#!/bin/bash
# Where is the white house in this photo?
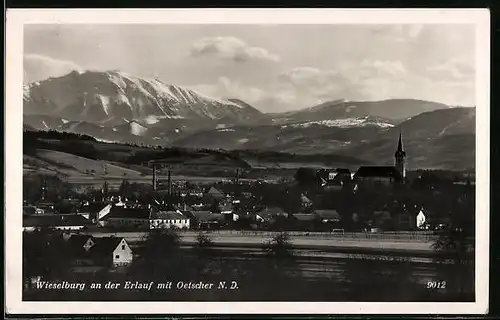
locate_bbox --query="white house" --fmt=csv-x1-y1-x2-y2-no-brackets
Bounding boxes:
416,209,426,229
149,210,190,229
23,214,91,232
89,237,134,267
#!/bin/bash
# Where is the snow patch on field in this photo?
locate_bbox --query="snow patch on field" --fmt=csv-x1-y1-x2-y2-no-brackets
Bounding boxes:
281,118,394,129
130,121,147,136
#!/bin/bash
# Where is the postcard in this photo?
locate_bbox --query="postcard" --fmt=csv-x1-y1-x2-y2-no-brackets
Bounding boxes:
5,8,490,315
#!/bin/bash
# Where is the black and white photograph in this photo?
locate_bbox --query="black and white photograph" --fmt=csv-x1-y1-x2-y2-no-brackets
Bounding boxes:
5,9,490,315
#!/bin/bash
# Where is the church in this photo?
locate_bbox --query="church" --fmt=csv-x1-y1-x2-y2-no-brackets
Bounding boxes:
353,132,406,186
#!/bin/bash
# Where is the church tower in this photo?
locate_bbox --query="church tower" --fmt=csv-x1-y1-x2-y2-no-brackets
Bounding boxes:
394,132,406,181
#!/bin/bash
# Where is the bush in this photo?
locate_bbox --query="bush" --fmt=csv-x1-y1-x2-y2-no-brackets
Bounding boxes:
262,232,295,259
195,232,214,248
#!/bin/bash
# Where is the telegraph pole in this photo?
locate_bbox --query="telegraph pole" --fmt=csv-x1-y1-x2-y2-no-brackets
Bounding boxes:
152,163,157,191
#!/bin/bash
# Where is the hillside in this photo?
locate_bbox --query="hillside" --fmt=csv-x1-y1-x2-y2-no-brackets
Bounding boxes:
272,99,451,124
23,130,370,178
171,107,476,170
24,70,262,124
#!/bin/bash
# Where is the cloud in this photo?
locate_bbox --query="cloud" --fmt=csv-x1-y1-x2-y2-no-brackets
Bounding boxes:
191,77,267,105
427,58,475,81
23,54,83,84
190,37,280,63
277,60,408,104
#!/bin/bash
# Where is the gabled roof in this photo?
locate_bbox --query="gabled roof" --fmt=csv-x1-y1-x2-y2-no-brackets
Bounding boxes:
151,211,188,220
23,214,91,227
68,235,95,252
79,202,110,214
206,186,224,197
256,207,285,219
314,210,341,220
336,168,351,174
104,207,150,220
89,237,125,259
292,213,317,222
354,166,401,179
187,211,223,222
301,194,312,203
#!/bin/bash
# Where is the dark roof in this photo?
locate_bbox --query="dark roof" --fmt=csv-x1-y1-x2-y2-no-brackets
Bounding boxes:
336,168,351,174
89,237,125,259
68,235,94,251
292,213,317,222
256,207,285,219
219,201,233,212
151,211,188,220
206,186,224,197
189,211,223,222
314,210,341,220
23,206,36,215
105,207,150,220
354,166,401,179
79,202,110,214
23,214,91,227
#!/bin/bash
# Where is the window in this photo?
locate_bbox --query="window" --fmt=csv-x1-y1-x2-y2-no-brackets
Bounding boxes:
115,255,120,259
121,245,125,250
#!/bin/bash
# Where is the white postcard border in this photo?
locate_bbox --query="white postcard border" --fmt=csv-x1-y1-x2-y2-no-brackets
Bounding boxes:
5,8,490,315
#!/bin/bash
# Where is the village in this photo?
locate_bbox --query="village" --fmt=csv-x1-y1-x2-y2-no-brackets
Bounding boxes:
23,137,475,273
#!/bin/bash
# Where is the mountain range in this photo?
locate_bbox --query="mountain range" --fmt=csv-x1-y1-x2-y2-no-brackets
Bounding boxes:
23,70,476,170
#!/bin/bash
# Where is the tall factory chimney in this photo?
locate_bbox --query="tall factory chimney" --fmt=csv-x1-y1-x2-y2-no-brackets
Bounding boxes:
152,163,157,191
168,168,172,196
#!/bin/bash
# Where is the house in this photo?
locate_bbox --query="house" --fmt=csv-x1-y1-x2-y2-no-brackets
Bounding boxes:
353,166,402,186
184,210,224,229
205,186,225,201
67,234,96,254
300,194,312,209
218,199,234,214
23,206,36,216
149,210,190,229
292,213,317,230
416,209,426,229
88,237,133,267
23,214,91,232
255,207,287,222
371,210,393,230
314,210,341,223
392,210,417,231
100,206,150,228
78,202,112,224
317,168,352,188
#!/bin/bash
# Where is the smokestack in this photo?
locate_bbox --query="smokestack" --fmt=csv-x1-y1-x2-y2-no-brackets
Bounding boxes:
152,163,157,191
168,168,172,196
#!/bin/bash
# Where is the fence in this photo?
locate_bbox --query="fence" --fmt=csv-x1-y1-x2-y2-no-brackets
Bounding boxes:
194,229,438,242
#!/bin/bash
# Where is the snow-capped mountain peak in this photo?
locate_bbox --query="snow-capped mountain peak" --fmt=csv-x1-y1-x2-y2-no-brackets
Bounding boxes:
23,70,261,123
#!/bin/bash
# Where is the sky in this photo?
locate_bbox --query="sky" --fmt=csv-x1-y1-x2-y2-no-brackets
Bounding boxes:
23,24,476,112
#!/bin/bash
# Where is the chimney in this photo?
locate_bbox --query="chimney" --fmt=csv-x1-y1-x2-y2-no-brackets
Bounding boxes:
152,164,157,191
168,168,172,196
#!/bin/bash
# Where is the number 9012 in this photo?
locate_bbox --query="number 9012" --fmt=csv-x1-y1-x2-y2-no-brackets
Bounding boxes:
427,281,446,289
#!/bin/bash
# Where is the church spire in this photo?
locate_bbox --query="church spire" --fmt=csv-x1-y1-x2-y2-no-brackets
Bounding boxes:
395,130,406,181
397,131,404,153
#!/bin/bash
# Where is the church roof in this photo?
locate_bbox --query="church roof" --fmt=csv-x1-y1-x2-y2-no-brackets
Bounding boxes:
354,166,402,179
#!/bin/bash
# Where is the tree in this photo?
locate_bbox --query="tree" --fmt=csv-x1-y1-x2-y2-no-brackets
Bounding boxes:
294,167,318,188
263,232,295,259
119,179,131,199
195,232,214,248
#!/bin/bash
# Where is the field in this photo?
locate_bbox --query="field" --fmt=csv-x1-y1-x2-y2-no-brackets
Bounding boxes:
84,230,437,255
